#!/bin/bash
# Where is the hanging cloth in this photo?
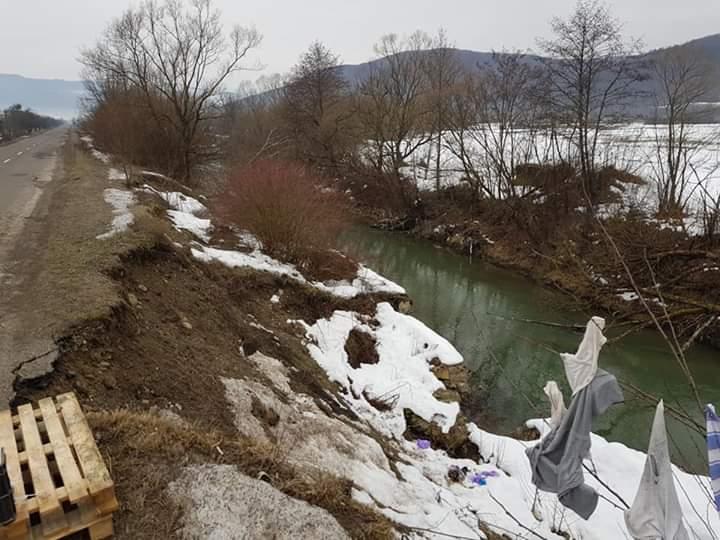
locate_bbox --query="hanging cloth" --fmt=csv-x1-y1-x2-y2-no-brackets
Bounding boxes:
707,404,720,517
527,370,624,519
543,381,566,428
561,317,607,395
625,401,689,539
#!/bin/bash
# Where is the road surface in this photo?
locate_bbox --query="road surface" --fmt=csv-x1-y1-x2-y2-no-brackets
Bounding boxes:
0,127,67,404
0,129,66,265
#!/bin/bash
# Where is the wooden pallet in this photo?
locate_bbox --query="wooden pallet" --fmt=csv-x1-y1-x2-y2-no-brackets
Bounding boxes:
0,393,118,540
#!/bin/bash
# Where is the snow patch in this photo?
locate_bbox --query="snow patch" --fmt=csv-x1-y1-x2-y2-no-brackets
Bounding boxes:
142,185,207,215
97,189,135,239
108,168,127,181
301,303,461,438
167,210,212,241
191,245,406,299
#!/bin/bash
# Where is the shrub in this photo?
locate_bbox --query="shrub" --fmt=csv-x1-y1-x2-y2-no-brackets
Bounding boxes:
219,160,349,269
85,89,186,179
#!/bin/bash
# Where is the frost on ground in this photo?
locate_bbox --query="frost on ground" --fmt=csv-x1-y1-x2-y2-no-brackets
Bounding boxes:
169,464,349,540
97,188,135,240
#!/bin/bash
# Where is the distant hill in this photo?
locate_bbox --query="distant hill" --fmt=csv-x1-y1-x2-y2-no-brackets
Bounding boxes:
5,34,719,122
336,33,720,119
0,74,84,120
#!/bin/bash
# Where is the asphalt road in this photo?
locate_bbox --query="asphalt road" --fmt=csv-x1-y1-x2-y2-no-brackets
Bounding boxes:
0,127,67,404
0,128,67,264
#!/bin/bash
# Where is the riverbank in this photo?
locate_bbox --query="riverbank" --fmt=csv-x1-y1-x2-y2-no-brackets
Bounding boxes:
348,182,720,351
16,135,717,538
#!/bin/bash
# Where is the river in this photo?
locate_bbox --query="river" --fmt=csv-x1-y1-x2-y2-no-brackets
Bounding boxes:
341,226,720,473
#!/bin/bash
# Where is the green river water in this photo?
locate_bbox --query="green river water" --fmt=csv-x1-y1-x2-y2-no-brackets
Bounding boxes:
340,226,720,473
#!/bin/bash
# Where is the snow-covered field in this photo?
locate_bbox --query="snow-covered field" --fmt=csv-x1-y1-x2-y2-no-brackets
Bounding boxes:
399,123,720,215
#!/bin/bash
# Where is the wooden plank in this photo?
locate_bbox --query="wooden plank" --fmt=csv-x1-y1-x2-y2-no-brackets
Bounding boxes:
88,515,113,540
56,394,116,514
29,509,111,540
17,404,67,536
39,398,89,505
0,410,27,527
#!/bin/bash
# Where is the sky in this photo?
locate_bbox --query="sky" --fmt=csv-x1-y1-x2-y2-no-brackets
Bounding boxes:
1,0,719,83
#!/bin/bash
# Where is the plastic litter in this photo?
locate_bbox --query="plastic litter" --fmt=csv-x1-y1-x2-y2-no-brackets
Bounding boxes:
416,439,431,450
471,475,487,486
469,470,498,486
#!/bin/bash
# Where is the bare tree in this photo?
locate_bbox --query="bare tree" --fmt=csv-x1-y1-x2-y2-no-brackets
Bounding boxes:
424,30,462,191
446,52,547,199
81,0,261,181
539,0,643,202
650,49,715,216
221,75,290,166
283,42,352,170
356,32,434,181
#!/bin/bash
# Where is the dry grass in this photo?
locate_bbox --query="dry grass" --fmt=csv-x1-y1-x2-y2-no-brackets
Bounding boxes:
89,409,397,540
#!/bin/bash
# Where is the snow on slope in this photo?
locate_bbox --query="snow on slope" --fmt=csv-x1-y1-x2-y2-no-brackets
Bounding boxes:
302,304,720,539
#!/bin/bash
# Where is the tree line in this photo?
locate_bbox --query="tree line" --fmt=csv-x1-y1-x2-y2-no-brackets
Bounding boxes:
81,0,720,226
0,104,63,142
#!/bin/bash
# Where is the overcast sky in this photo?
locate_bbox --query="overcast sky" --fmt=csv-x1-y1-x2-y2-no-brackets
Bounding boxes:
2,0,719,82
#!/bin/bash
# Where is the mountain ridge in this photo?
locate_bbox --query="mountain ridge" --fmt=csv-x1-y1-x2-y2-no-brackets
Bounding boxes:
4,33,720,120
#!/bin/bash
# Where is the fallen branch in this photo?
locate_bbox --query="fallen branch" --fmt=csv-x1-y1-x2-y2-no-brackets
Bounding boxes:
487,313,586,332
487,492,550,540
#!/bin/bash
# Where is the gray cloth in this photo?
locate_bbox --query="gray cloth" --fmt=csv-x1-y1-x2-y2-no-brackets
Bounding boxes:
624,401,689,539
526,370,624,519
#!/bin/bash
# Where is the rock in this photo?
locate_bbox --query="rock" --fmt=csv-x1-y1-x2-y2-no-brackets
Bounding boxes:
98,361,111,369
127,293,140,308
432,364,470,395
433,388,461,403
138,284,148,293
404,410,480,461
169,465,350,540
397,298,413,314
181,318,193,331
102,374,117,390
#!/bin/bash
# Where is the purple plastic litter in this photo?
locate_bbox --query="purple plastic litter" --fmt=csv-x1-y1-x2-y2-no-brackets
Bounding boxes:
471,474,487,486
416,439,431,450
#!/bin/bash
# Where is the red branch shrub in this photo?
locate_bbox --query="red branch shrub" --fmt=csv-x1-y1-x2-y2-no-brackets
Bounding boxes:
219,160,350,270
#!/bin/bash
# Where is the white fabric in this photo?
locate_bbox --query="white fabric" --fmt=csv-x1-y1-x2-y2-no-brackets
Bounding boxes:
625,401,689,540
561,317,607,395
543,381,566,428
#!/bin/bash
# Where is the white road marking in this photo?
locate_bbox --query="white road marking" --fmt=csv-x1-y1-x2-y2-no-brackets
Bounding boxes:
16,152,23,156
2,159,10,164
